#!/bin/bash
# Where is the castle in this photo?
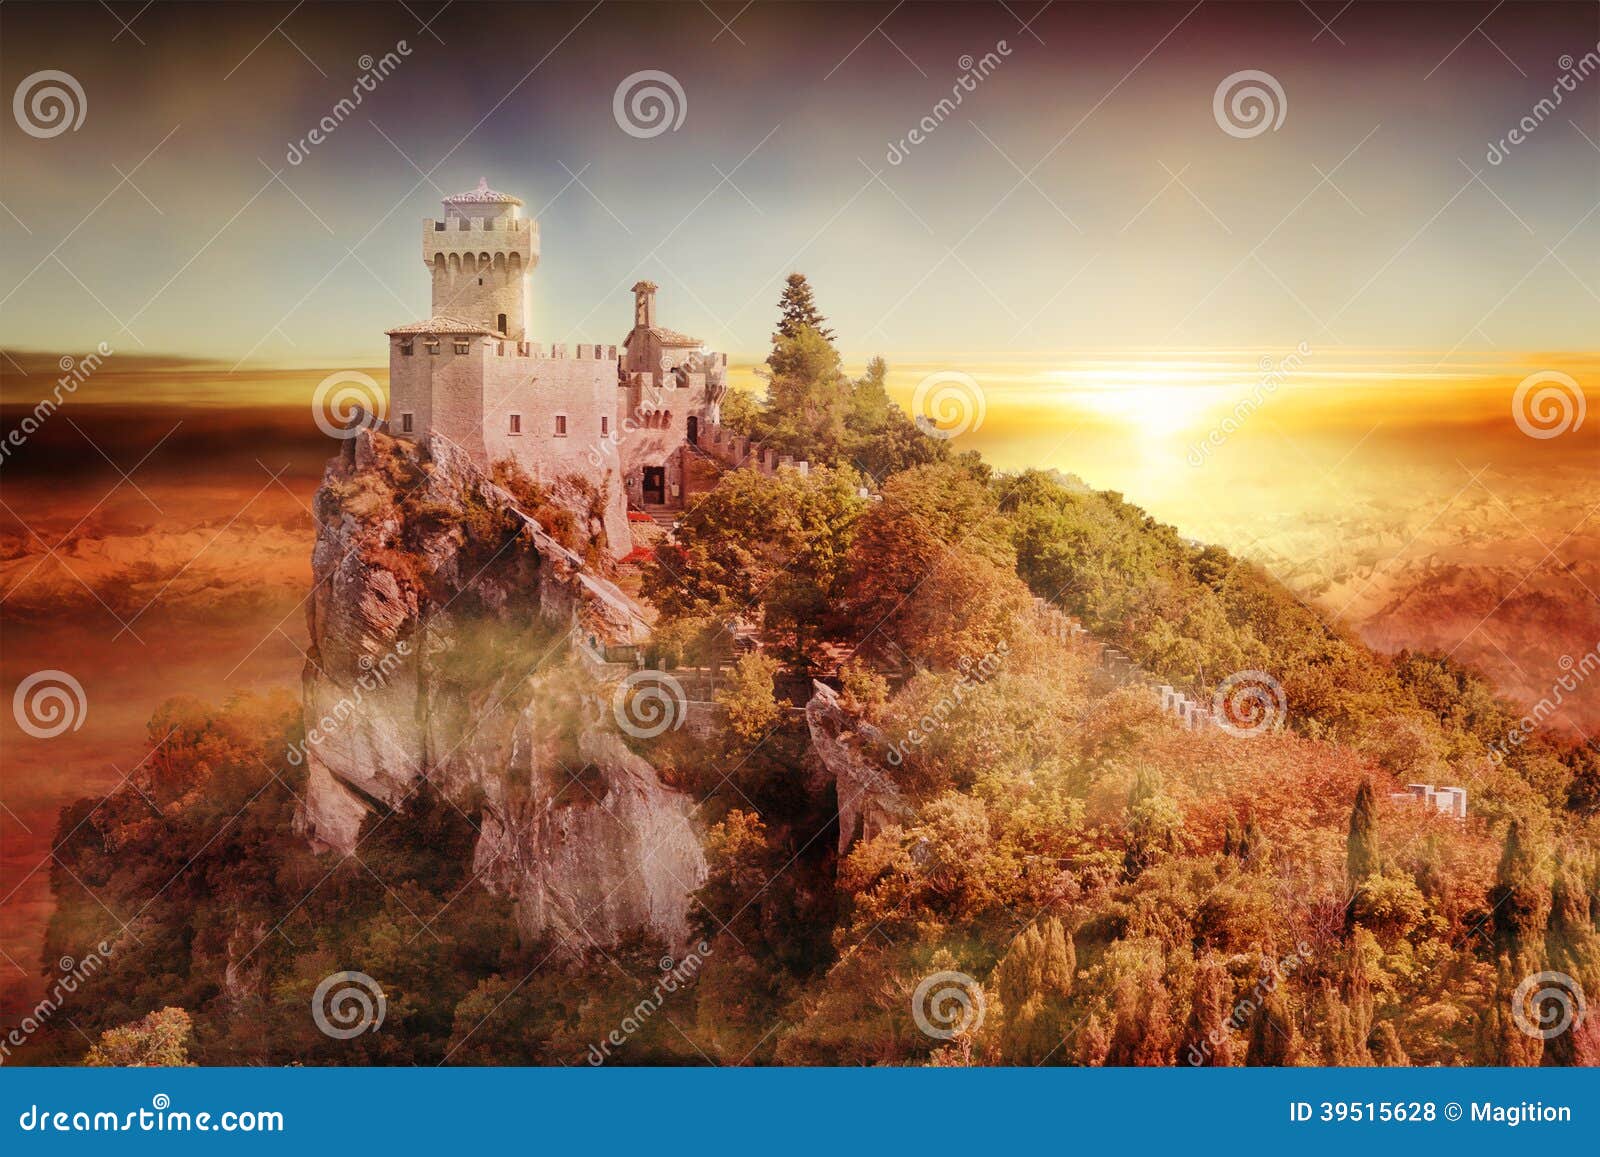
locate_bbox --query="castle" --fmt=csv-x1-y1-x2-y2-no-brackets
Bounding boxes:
386,178,749,554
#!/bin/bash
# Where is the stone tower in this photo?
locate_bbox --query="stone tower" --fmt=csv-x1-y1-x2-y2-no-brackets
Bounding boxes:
423,177,536,339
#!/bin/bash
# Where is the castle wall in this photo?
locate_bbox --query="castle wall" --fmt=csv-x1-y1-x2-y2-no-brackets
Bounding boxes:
389,338,487,461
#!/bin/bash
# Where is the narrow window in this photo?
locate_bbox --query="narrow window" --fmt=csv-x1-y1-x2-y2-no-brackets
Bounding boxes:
497,313,507,333
401,413,414,433
509,414,521,434
555,415,567,436
600,416,609,435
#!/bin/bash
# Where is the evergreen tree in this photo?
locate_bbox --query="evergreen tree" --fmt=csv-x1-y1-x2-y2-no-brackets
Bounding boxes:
1181,953,1236,1066
1372,1021,1410,1066
994,917,1075,1064
773,273,834,343
1245,981,1300,1066
1489,820,1549,965
1346,780,1380,885
1345,779,1380,932
1543,853,1600,1066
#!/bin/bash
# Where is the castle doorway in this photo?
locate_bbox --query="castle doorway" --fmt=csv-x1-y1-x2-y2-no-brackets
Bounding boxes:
687,416,699,445
643,467,666,505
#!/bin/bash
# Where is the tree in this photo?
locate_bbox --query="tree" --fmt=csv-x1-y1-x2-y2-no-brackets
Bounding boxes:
993,917,1075,1064
716,653,782,744
1182,953,1236,1066
773,273,834,344
1245,981,1300,1066
83,1007,194,1067
1345,779,1380,932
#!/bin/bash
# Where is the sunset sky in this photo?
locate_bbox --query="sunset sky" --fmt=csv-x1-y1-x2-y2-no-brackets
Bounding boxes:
2,0,1599,371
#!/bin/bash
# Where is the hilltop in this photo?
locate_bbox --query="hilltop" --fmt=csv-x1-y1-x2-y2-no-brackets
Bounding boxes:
19,281,1599,1067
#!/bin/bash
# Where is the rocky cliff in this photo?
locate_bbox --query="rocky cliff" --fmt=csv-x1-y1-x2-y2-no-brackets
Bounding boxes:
804,682,911,854
297,429,705,954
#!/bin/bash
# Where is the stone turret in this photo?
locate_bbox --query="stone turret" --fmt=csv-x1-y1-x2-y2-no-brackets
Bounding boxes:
423,177,535,340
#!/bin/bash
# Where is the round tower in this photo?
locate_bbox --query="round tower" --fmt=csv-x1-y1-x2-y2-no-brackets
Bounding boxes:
422,177,538,340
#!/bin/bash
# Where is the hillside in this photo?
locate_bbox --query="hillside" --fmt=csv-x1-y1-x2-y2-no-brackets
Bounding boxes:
18,301,1600,1068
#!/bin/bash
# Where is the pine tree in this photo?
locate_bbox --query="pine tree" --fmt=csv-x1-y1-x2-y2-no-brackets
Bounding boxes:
773,273,834,343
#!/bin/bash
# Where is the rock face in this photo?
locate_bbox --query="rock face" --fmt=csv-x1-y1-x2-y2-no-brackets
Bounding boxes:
297,429,705,954
804,682,911,854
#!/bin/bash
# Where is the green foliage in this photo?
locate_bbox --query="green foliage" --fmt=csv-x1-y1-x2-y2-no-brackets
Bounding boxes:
716,652,783,743
83,1007,194,1067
